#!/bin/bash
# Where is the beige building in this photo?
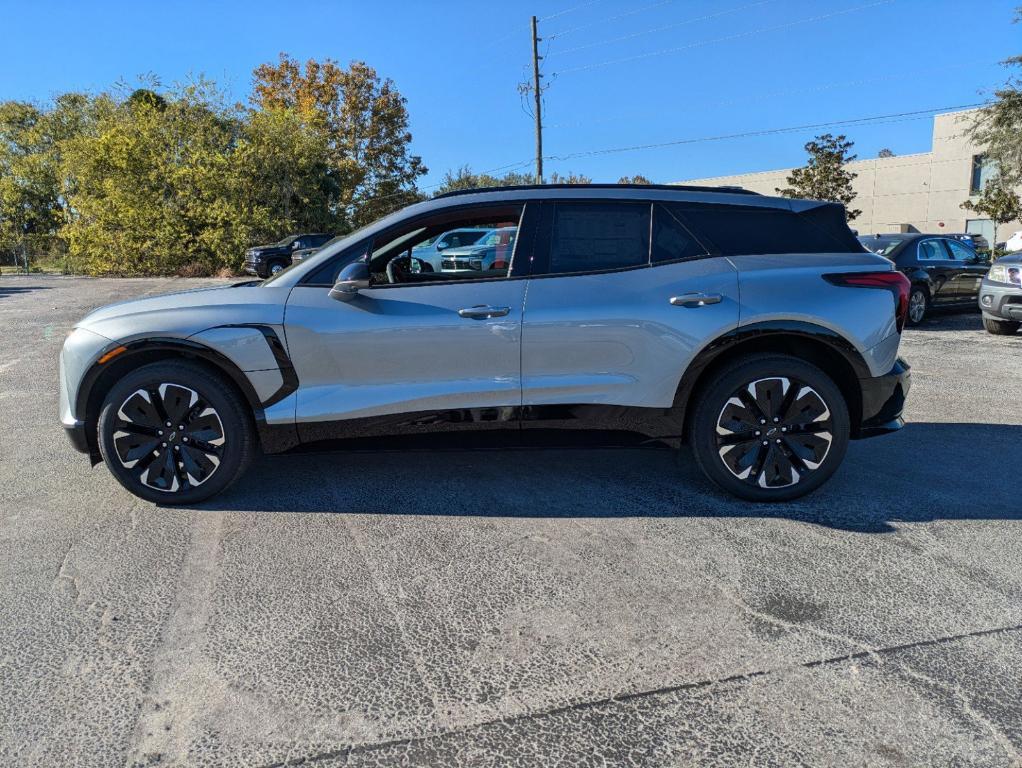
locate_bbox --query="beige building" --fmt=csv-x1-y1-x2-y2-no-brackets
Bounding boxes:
676,109,1021,246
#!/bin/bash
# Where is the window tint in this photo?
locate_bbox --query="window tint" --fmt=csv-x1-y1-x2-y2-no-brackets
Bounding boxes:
945,239,975,261
548,202,650,274
669,202,860,255
651,204,707,262
917,240,948,261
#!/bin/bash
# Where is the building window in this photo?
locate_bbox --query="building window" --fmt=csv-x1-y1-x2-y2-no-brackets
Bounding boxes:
970,154,995,194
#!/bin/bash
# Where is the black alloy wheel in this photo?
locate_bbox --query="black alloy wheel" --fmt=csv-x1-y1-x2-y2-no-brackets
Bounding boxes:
691,354,850,502
714,377,834,489
98,361,255,504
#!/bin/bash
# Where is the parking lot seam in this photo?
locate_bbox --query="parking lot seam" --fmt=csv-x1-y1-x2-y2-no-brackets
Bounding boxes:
259,621,1022,767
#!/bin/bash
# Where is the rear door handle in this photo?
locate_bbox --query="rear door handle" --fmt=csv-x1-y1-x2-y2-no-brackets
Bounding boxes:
670,293,722,308
458,305,510,319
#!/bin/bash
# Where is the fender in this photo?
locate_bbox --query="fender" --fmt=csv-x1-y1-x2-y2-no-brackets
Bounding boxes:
671,320,871,432
75,326,300,459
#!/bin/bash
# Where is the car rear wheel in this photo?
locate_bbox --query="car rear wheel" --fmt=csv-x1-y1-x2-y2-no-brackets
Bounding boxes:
690,354,850,502
907,286,929,325
97,360,256,505
983,317,1020,335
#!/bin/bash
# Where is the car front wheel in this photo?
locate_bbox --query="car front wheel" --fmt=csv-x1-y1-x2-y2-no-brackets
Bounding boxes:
983,317,1020,335
690,354,850,502
97,360,256,505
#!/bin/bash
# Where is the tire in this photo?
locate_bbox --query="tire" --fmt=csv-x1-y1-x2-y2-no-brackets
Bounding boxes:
690,354,850,502
97,360,256,505
984,317,1020,335
268,260,286,276
907,286,929,326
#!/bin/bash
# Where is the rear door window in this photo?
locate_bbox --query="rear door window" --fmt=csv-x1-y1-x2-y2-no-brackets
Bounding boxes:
541,202,650,275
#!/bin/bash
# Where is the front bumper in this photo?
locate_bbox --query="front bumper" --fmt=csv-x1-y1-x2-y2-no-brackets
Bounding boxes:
855,357,911,438
979,280,1022,321
243,259,266,277
64,421,92,454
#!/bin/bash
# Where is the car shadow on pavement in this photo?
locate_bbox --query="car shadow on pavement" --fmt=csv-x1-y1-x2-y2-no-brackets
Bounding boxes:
0,284,54,298
205,422,1022,533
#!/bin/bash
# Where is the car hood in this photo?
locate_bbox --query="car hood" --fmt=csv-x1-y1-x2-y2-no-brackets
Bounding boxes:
76,282,289,342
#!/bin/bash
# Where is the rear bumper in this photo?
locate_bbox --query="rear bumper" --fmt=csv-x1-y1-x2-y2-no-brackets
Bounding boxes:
855,357,911,439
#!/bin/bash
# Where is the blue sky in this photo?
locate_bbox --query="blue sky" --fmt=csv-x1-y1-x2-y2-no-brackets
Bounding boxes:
1,0,1018,188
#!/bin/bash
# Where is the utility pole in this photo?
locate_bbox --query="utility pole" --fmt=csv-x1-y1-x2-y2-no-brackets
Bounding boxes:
530,15,543,184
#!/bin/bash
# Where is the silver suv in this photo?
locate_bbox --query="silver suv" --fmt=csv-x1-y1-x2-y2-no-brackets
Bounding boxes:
60,184,912,504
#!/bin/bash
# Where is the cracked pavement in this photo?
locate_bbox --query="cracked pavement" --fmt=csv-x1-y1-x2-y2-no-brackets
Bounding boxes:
1,276,1021,767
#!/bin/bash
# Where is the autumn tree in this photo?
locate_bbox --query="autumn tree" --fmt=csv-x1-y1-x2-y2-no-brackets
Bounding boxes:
776,133,860,221
617,174,653,184
251,54,426,228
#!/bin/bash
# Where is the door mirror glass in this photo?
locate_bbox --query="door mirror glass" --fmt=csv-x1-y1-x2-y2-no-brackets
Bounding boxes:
436,241,449,251
329,261,370,301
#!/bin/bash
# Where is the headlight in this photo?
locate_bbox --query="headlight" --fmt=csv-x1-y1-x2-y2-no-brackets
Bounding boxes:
988,264,1008,283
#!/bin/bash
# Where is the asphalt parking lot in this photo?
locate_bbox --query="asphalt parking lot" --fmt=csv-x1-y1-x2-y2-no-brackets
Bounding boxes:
2,275,1021,767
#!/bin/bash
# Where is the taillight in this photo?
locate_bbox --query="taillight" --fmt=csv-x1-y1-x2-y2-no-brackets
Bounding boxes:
824,271,912,332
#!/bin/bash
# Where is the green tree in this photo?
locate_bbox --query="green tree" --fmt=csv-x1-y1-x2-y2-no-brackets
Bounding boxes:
966,8,1022,186
961,179,1022,252
776,133,860,221
0,100,73,268
61,81,251,275
251,54,426,228
547,171,592,184
434,166,535,195
617,174,653,184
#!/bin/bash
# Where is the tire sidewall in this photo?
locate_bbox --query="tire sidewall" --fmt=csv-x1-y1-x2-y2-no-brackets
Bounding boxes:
97,361,254,505
907,286,928,326
691,354,851,502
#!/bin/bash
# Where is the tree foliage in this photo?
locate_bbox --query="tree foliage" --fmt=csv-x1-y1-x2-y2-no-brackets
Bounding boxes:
962,10,1022,231
434,166,591,196
251,54,426,228
967,14,1022,186
0,55,427,275
617,174,653,184
776,133,860,221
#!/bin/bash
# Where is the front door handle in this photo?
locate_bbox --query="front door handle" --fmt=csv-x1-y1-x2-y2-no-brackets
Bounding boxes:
670,293,722,308
458,305,511,319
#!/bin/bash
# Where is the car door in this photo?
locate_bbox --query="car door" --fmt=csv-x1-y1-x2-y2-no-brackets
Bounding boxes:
944,238,987,302
282,206,533,441
520,201,739,438
915,238,958,303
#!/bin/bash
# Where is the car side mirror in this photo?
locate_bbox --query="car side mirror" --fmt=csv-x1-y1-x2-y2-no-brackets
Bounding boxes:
329,261,371,301
292,241,302,250
436,242,448,250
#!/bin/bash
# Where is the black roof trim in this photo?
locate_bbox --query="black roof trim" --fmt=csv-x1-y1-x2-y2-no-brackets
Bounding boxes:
433,183,760,199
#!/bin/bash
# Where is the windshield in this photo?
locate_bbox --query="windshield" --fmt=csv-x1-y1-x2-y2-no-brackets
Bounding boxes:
272,235,298,247
858,236,907,257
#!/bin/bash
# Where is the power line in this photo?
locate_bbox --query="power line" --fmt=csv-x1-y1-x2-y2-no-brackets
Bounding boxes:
540,103,988,163
548,0,777,57
540,0,603,23
544,60,996,130
546,0,678,39
554,0,894,75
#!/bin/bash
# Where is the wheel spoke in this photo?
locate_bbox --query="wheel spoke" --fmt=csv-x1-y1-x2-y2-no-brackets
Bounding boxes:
111,381,224,493
716,376,833,490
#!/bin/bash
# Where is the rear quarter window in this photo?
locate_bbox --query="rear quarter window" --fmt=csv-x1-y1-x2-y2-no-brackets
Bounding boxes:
668,202,861,256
